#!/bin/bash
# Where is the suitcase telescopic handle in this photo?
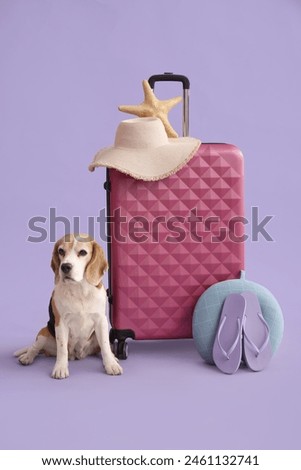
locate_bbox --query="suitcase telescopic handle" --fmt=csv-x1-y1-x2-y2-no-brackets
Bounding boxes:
148,72,190,137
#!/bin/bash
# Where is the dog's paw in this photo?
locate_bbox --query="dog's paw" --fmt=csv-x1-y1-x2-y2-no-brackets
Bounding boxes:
51,364,69,379
18,353,34,365
103,359,123,376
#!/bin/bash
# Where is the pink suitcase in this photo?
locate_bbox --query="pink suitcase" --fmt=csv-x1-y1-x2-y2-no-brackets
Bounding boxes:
106,74,244,359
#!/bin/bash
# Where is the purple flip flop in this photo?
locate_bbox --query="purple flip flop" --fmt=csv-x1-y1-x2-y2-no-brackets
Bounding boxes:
213,293,246,374
241,291,272,372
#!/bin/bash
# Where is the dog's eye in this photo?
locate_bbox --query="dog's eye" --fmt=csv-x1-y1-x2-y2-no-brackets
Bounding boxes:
79,249,87,257
58,248,65,257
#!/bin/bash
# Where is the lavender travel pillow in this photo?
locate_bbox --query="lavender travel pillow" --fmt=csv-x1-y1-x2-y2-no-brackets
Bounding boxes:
192,271,284,364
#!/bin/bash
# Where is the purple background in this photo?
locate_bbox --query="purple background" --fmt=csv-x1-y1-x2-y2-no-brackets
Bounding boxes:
1,0,300,450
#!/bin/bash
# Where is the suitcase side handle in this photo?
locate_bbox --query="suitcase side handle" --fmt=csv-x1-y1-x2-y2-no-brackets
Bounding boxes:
148,72,190,137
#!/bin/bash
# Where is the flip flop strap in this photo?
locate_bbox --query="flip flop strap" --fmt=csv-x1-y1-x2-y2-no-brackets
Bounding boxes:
243,312,270,357
217,316,241,360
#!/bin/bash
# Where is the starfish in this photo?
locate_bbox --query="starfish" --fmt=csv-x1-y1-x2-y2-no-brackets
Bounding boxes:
118,80,182,138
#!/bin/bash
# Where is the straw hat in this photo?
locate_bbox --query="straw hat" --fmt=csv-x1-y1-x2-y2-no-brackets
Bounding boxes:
89,117,201,181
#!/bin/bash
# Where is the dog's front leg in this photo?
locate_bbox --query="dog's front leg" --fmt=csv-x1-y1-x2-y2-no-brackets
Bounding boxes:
52,322,69,379
95,315,123,376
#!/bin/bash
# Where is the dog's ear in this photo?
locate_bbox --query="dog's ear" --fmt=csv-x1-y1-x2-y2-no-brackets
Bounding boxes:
85,241,108,287
51,240,61,284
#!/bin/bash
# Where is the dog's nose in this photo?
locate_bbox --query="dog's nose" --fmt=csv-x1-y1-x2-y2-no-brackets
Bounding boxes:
61,263,72,274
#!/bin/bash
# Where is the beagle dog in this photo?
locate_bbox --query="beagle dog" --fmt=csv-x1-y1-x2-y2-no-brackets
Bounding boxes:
14,234,122,378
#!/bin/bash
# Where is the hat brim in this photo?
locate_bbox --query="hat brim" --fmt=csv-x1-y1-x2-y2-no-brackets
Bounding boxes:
89,137,201,181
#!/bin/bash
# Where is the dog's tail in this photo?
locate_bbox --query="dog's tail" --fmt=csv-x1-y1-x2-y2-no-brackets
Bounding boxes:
14,347,29,357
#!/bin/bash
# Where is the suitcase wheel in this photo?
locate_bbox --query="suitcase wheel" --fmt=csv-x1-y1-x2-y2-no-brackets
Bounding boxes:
112,340,129,360
110,328,135,360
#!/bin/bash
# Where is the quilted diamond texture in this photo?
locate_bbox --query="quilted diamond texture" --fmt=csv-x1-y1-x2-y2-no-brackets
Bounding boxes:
109,143,244,340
